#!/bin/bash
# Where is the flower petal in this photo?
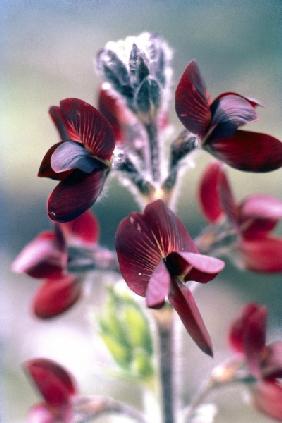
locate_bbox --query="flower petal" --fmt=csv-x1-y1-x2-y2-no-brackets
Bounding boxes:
240,218,278,240
243,305,267,377
175,60,211,137
48,169,109,223
12,231,66,279
38,142,72,181
239,195,282,239
115,200,196,297
240,237,282,272
176,251,225,283
49,98,115,161
24,358,76,407
169,283,213,356
98,86,123,143
253,381,282,421
146,261,170,308
263,341,282,380
198,162,225,223
217,166,238,225
60,211,99,245
210,93,257,139
229,303,265,354
240,194,282,221
33,275,82,319
213,92,261,108
206,130,282,172
51,141,99,174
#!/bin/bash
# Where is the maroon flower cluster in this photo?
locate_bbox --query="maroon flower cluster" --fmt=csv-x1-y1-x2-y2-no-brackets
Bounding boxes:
13,32,282,422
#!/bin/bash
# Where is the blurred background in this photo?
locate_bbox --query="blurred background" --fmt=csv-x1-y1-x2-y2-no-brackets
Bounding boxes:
1,0,282,421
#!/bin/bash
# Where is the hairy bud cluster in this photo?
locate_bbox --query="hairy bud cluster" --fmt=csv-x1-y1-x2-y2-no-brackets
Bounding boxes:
96,32,173,123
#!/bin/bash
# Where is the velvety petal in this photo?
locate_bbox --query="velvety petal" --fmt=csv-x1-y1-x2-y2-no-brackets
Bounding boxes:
175,251,225,283
175,60,211,137
115,200,196,297
98,86,123,143
12,231,66,279
143,199,197,255
218,166,238,225
240,195,282,220
239,195,282,238
169,283,213,356
240,218,277,240
243,305,267,378
206,130,282,172
253,381,282,421
240,237,282,272
262,341,282,380
213,92,261,108
51,141,99,174
38,142,72,181
60,211,99,245
198,162,225,223
146,261,170,308
24,358,76,407
229,303,266,353
33,275,82,319
48,169,109,223
50,98,115,162
210,93,257,139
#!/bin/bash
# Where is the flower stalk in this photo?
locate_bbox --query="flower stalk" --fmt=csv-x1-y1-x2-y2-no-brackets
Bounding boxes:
74,396,149,423
154,308,176,423
145,122,161,182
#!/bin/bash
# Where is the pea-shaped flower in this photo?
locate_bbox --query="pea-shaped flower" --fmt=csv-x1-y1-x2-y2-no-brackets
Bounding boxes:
24,358,77,422
175,61,282,172
229,303,282,420
39,98,115,222
115,199,225,356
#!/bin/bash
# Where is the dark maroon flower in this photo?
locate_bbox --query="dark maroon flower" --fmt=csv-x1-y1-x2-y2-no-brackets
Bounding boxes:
24,358,77,422
38,98,115,222
12,212,100,318
199,161,282,272
175,61,282,172
115,199,224,356
229,303,282,420
12,226,66,279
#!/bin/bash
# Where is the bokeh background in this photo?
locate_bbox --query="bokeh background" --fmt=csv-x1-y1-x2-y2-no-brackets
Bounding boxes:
1,0,282,421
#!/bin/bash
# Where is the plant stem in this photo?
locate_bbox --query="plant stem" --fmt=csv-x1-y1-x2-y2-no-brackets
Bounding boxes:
74,395,148,423
183,379,215,422
67,245,119,274
145,122,160,182
154,308,175,423
183,359,254,422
